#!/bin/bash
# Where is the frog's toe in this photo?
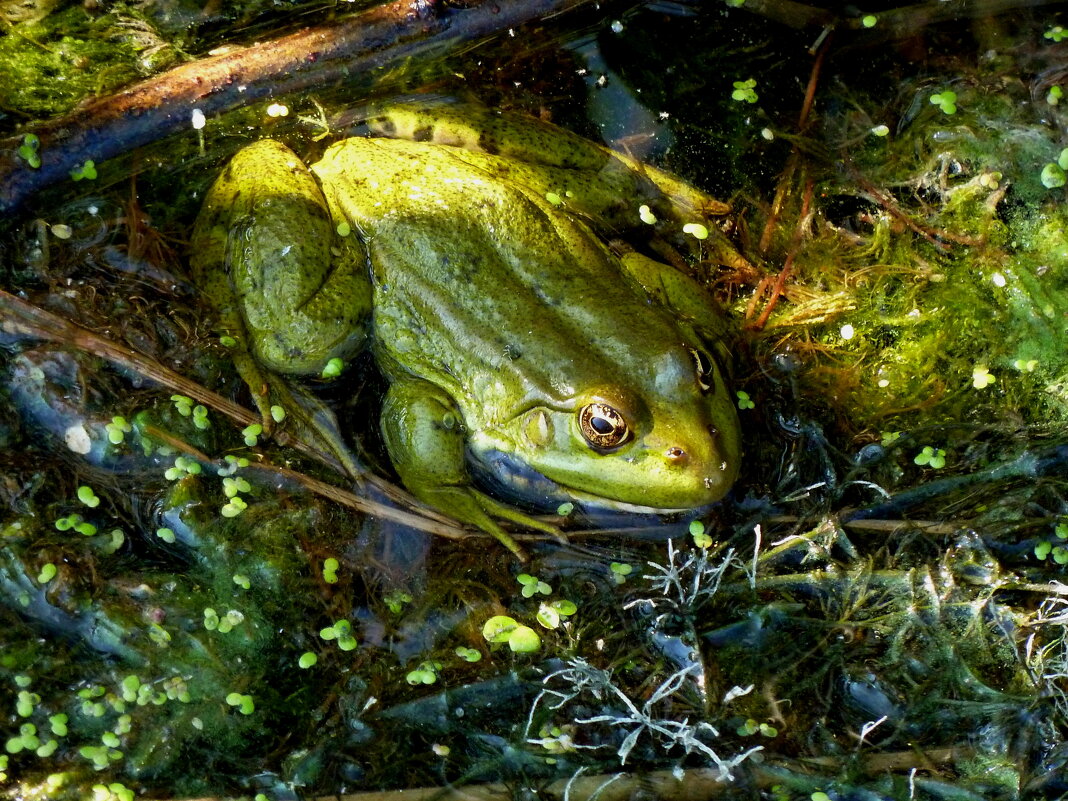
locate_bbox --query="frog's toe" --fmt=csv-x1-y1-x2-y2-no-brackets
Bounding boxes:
478,494,567,544
418,485,548,560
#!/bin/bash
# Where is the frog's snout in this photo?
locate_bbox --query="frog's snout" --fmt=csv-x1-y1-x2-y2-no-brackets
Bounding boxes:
648,425,737,506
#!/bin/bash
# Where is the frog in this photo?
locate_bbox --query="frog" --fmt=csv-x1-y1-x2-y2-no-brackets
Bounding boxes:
190,100,744,558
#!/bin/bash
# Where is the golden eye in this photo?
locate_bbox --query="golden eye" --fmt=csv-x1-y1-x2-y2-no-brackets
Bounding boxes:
578,403,630,449
689,348,714,393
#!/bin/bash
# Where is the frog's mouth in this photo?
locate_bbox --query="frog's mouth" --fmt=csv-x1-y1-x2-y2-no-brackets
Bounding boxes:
468,448,700,519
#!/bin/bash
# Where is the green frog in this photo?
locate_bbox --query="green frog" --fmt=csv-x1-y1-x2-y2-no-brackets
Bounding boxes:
190,100,744,557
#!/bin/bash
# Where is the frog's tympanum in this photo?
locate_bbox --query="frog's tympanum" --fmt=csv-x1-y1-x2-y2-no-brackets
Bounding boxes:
190,100,743,556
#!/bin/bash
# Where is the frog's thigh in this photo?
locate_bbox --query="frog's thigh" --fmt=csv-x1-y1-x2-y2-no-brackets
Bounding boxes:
226,142,371,375
381,379,551,558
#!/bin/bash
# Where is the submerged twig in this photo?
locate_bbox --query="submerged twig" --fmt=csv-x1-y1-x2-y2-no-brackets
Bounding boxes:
0,0,598,213
172,746,978,801
0,288,488,540
142,423,474,541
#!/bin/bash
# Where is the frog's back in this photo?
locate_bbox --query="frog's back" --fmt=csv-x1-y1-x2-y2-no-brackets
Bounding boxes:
314,137,703,425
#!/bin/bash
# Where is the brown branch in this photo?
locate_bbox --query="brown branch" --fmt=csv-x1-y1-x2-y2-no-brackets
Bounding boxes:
748,176,813,330
0,0,599,213
850,170,983,248
144,422,481,540
0,288,476,536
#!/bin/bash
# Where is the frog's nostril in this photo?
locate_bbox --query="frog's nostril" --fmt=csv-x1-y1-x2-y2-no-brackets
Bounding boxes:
666,446,687,464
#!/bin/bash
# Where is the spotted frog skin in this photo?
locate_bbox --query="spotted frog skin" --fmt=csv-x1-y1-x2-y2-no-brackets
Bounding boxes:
190,101,743,556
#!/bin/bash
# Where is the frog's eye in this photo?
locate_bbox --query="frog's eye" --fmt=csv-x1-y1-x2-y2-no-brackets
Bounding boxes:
690,348,715,393
578,403,630,450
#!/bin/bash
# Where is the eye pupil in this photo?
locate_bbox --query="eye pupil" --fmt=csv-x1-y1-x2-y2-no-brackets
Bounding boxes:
590,417,614,435
578,403,630,449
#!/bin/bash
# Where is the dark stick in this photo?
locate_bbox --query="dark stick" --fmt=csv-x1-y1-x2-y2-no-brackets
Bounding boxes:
0,0,596,213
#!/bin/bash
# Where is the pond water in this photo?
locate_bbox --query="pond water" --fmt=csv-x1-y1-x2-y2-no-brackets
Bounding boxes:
1,2,1068,800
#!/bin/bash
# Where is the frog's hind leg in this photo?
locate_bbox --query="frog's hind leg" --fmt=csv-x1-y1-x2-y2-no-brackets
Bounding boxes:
191,140,372,479
381,378,563,560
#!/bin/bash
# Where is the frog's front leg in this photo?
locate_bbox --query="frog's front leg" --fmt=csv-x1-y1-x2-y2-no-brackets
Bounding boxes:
381,378,562,560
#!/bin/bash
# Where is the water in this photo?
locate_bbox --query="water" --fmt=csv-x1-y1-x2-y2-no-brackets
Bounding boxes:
1,2,1068,799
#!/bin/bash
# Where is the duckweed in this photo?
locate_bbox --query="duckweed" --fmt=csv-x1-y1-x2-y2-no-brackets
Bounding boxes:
6,722,40,753
17,689,39,716
77,485,100,507
217,454,250,476
682,222,709,239
192,404,210,430
321,358,344,379
506,625,540,653
454,646,481,662
1041,162,1066,188
203,607,220,630
222,476,251,497
164,456,202,481
930,90,958,114
69,160,97,181
405,660,441,685
609,561,633,584
36,738,58,757
731,78,758,103
481,615,541,652
241,424,262,446
322,557,339,584
91,783,134,801
225,692,255,715
105,416,132,444
383,590,412,614
914,446,947,469
536,599,577,629
516,573,551,597
17,134,41,168
221,496,248,518
971,365,996,388
319,619,358,651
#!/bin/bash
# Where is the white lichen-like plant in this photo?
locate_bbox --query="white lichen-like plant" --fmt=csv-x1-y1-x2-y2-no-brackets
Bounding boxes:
526,658,762,780
623,538,747,623
1026,588,1068,723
